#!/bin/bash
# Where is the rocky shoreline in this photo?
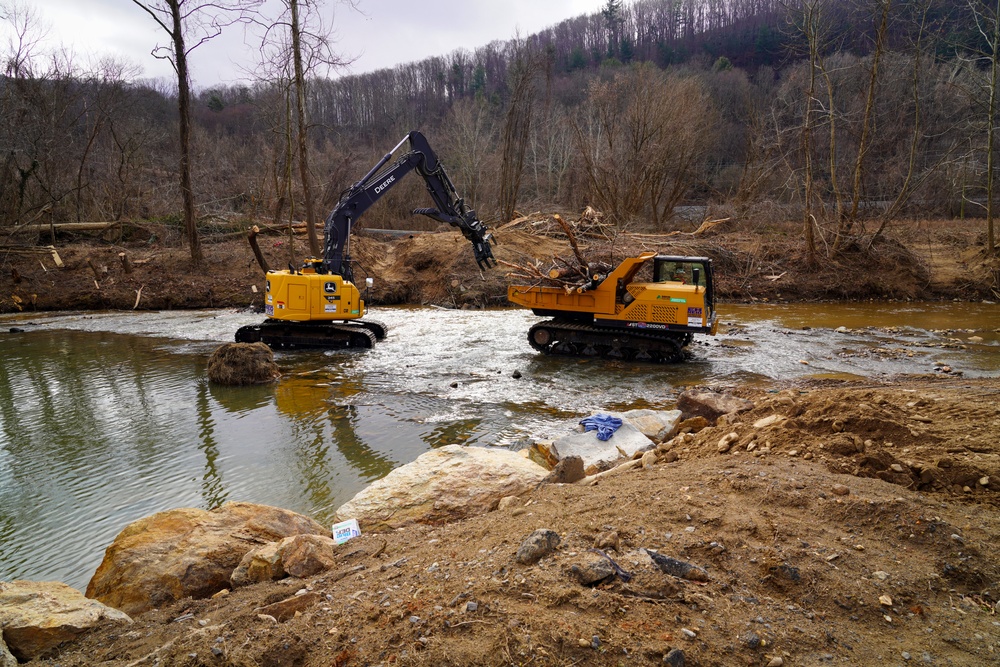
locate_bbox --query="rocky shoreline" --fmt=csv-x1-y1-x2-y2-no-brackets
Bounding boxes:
3,379,1000,666
1,399,699,662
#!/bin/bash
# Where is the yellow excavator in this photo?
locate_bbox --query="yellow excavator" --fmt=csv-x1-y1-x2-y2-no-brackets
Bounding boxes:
236,131,495,349
507,252,718,363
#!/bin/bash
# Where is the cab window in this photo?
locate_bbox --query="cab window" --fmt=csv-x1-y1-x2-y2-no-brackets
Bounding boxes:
655,260,706,287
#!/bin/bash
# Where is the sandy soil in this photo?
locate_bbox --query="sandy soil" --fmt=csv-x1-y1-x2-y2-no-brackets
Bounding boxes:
3,216,999,666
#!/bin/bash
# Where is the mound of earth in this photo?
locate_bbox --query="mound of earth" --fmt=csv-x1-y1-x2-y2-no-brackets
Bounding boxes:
30,376,1000,667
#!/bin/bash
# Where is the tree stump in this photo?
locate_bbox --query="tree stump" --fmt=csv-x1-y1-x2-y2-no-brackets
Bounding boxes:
207,342,280,385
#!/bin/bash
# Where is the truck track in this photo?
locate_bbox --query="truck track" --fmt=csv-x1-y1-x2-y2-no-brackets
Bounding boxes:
527,319,693,363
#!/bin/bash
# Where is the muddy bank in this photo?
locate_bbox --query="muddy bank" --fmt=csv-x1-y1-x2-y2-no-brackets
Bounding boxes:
14,376,1000,667
1,217,998,314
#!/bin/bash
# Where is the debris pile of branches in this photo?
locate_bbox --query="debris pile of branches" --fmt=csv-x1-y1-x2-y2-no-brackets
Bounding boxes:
500,211,614,294
498,206,614,240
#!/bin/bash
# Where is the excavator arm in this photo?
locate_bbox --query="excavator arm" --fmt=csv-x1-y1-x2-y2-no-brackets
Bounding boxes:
321,131,495,282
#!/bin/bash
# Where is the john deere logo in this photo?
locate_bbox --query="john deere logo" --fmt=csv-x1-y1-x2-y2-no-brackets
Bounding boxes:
324,282,337,294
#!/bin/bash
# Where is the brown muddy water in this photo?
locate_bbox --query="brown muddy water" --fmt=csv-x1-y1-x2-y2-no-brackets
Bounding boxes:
0,302,997,590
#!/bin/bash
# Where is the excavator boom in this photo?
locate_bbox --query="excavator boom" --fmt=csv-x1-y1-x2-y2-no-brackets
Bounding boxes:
322,131,494,282
237,131,493,349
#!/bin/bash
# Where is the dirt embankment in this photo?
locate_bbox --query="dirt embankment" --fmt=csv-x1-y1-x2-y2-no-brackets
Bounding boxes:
27,377,1000,667
1,215,998,314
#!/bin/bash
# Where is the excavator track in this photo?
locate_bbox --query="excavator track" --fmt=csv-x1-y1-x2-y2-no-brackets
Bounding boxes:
357,319,389,342
527,319,692,364
235,319,387,350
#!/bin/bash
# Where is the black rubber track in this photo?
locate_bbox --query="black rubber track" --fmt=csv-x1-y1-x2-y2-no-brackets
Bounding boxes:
356,319,389,341
527,319,691,363
235,320,379,349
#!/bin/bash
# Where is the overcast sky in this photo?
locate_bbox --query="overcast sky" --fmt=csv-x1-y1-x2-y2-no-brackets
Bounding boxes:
12,0,609,88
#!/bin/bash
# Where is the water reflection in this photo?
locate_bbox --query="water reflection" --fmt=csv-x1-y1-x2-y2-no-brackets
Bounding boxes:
324,404,396,482
195,381,228,510
0,302,997,591
207,382,272,414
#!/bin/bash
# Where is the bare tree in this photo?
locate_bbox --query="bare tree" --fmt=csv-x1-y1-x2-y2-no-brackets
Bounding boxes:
966,0,1000,254
255,0,353,257
573,63,717,228
130,0,259,263
498,39,540,223
868,0,942,248
0,0,45,227
1,0,44,79
444,97,495,206
786,0,838,263
844,0,891,234
288,0,319,256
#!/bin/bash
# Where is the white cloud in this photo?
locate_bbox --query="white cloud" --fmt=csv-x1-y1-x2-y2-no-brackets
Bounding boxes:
11,0,608,87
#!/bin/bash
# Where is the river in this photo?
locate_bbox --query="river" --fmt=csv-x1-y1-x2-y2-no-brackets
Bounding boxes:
0,302,997,590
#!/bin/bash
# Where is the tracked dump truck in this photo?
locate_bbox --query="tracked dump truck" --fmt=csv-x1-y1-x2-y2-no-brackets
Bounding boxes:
507,252,718,363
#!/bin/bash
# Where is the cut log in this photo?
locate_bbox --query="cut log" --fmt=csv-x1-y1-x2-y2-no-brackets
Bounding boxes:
248,226,271,274
0,245,65,268
14,222,121,233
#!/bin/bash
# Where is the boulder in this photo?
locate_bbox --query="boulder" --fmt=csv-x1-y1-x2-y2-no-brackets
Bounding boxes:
525,440,558,470
615,409,682,442
281,534,339,578
334,445,549,531
552,421,653,475
542,455,586,484
86,502,327,616
231,534,339,587
231,541,284,588
677,389,754,425
0,581,132,661
0,634,15,667
207,342,280,385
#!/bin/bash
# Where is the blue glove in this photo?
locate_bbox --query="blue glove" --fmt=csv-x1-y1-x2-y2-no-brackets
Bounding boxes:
579,414,623,441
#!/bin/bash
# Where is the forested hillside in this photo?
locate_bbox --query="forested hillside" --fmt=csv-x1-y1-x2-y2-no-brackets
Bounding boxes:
2,0,998,262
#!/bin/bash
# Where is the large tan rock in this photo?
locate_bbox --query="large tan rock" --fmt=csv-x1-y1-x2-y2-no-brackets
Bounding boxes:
0,634,15,667
231,534,339,587
617,409,682,442
334,445,549,531
0,580,131,661
281,534,339,578
230,541,284,587
86,502,327,616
